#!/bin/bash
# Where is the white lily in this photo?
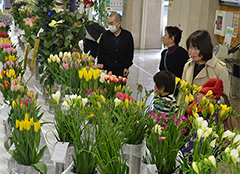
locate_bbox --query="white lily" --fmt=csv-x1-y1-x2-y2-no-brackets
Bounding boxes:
222,130,235,139
192,162,199,174
196,117,203,128
52,91,61,104
210,139,216,148
197,129,203,140
82,98,88,107
230,149,239,164
62,101,70,108
233,134,240,144
114,98,121,107
208,155,216,168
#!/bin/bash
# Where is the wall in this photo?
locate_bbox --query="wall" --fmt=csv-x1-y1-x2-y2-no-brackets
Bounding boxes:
167,0,220,48
122,0,164,49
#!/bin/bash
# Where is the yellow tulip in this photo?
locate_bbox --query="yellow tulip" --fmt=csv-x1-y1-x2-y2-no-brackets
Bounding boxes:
6,72,10,78
16,119,19,128
137,101,141,108
78,70,83,79
93,69,100,80
12,100,16,109
20,103,25,110
88,70,93,80
24,120,28,130
125,99,129,108
19,121,24,131
19,73,21,78
26,122,31,131
25,113,29,121
34,102,37,107
30,117,34,126
34,121,40,132
0,74,2,79
185,95,189,103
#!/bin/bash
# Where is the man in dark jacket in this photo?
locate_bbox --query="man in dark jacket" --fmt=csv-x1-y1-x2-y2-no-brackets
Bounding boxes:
98,12,134,77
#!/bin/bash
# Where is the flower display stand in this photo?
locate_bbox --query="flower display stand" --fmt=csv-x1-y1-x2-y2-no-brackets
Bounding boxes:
8,157,40,174
123,143,143,174
55,144,75,174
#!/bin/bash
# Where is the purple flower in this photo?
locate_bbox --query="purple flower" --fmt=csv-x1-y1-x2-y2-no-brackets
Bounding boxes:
182,129,187,134
158,137,165,141
56,84,62,91
161,113,166,119
136,123,140,127
163,119,169,124
173,115,177,123
161,124,166,127
176,121,180,127
180,116,188,122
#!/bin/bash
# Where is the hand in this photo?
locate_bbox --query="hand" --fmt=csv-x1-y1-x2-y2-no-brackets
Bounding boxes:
123,68,129,77
196,93,205,104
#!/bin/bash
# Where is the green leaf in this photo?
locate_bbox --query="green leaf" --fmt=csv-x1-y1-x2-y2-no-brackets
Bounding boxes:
41,49,50,56
4,136,11,150
64,40,71,47
31,35,36,40
76,13,83,20
43,7,47,12
34,145,47,163
33,161,47,174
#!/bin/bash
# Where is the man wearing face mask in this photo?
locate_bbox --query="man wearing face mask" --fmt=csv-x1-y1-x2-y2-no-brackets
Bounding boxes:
98,12,134,77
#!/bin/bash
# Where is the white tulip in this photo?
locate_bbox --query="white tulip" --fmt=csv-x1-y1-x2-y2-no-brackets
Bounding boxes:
59,51,63,58
57,57,60,63
68,52,71,58
52,91,61,104
50,54,54,60
64,52,68,57
233,134,240,144
208,155,216,168
47,58,51,63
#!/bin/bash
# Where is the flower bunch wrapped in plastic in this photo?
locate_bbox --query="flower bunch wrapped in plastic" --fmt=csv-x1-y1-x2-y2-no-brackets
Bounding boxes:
5,95,47,174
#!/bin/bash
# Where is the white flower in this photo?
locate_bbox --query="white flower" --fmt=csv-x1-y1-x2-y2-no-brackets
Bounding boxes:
208,155,216,168
54,54,58,60
82,98,88,107
59,52,63,58
192,162,199,174
57,57,60,63
233,134,240,144
210,139,216,148
99,72,106,83
68,52,71,58
114,98,121,107
50,54,54,60
62,101,70,108
47,58,51,63
237,145,240,153
197,129,203,140
77,95,82,101
153,124,162,135
202,127,212,140
222,130,235,139
225,147,230,153
70,94,77,100
52,91,61,104
64,52,68,57
201,120,208,130
230,149,239,164
196,117,203,128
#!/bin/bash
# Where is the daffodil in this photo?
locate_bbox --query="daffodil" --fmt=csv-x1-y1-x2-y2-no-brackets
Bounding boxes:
175,77,180,84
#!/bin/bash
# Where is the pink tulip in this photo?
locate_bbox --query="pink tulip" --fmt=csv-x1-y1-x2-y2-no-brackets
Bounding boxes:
158,137,165,141
10,84,14,91
17,76,21,82
161,113,166,119
108,71,112,76
122,77,127,83
63,63,69,70
16,84,21,90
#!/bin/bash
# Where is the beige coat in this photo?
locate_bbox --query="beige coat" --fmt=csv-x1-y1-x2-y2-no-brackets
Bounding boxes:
182,54,229,97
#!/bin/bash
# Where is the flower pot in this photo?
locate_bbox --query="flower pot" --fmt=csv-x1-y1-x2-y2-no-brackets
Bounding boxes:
123,143,143,174
55,144,75,174
8,157,40,174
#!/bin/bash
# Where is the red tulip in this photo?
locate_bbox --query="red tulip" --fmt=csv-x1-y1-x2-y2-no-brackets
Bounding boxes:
89,1,94,6
84,0,89,5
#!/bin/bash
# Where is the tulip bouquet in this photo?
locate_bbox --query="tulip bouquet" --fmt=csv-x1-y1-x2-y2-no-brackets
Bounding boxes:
0,69,16,99
5,102,47,174
3,60,24,76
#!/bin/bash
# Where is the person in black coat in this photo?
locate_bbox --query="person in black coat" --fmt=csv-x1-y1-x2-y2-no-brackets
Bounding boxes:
83,21,106,58
159,26,189,78
98,12,134,77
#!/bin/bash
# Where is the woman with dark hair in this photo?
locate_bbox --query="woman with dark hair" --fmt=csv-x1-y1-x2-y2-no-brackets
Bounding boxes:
159,26,189,78
182,30,229,98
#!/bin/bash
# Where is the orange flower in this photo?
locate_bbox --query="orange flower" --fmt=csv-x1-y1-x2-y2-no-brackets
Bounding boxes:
0,83,4,89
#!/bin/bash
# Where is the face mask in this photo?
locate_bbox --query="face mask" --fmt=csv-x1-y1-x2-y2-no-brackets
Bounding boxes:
109,23,118,33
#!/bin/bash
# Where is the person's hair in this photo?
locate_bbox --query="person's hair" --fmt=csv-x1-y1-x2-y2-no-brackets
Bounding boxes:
186,30,213,61
165,26,182,45
109,12,122,23
153,70,175,94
